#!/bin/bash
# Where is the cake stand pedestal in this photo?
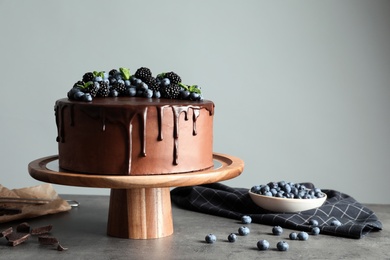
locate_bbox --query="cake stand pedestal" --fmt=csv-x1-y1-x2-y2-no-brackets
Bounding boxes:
28,153,244,239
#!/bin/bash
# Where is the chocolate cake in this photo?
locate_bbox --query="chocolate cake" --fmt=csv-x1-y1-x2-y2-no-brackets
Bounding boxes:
55,67,215,176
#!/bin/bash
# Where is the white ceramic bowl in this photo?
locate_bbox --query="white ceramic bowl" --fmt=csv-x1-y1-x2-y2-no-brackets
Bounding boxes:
248,190,327,213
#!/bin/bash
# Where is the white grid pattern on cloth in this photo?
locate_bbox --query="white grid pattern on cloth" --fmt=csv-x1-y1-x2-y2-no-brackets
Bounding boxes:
171,183,382,239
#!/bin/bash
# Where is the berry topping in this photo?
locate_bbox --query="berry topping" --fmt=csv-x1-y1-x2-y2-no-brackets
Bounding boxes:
66,67,204,102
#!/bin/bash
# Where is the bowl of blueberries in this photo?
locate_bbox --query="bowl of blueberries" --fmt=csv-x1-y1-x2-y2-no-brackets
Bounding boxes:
249,181,327,213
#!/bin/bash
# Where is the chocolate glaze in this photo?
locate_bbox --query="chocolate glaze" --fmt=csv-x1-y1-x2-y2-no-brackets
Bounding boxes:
55,97,214,175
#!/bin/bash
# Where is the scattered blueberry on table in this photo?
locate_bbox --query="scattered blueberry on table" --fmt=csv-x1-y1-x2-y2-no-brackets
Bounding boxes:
276,241,289,251
289,232,298,240
238,226,250,236
297,231,309,241
311,227,320,235
272,226,283,236
227,233,237,242
205,234,217,244
256,239,270,251
241,215,252,224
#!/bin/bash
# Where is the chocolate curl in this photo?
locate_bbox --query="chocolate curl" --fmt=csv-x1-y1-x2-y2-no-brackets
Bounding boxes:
38,235,58,245
0,227,13,238
31,224,53,235
16,222,30,233
6,232,30,246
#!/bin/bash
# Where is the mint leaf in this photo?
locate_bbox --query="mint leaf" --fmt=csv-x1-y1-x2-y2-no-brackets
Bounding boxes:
189,85,201,94
93,71,105,78
120,67,131,80
83,81,93,89
179,82,189,91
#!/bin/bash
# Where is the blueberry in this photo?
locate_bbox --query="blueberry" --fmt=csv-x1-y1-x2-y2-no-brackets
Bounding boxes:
180,90,190,99
275,192,284,198
134,78,143,86
109,89,119,97
309,219,319,226
153,90,161,98
268,182,278,189
125,80,131,87
238,226,250,236
109,77,117,85
272,226,283,236
161,78,170,87
126,87,137,97
264,191,273,197
260,185,270,194
311,227,320,235
205,234,216,244
94,76,103,82
227,233,237,242
73,91,85,100
297,231,309,241
67,87,81,99
276,241,289,251
137,90,144,96
256,239,270,250
143,89,153,98
330,219,342,226
283,184,292,194
251,185,261,193
82,93,92,102
289,232,297,240
137,82,148,91
190,92,200,101
241,215,252,224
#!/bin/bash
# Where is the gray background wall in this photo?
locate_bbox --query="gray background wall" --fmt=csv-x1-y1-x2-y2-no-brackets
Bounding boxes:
1,0,389,204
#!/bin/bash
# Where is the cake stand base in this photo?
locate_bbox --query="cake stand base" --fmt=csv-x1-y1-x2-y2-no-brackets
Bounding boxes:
28,153,244,239
107,188,173,239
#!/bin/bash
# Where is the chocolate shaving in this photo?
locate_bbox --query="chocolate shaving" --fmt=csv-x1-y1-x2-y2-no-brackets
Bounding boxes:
0,227,13,238
16,222,31,233
31,224,53,235
57,243,68,251
6,232,30,246
38,235,59,245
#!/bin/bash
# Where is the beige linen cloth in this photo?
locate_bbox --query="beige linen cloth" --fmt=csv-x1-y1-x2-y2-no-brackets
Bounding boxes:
0,183,71,223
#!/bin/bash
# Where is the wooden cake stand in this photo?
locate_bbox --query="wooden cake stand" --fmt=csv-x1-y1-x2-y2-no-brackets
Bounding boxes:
28,153,244,239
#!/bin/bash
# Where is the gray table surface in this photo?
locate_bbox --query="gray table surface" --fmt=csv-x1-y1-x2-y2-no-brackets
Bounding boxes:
0,194,389,259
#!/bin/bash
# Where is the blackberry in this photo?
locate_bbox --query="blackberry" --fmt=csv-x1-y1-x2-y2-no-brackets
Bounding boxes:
82,72,94,83
111,80,126,94
109,69,119,77
73,80,84,88
97,81,109,97
135,67,152,81
88,82,100,97
160,84,182,99
143,76,159,91
164,71,181,84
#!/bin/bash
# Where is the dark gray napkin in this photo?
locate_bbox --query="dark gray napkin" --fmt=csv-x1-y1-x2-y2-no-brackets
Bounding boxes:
171,183,382,239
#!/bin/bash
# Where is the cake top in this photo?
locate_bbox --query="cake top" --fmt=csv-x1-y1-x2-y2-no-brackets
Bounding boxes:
67,67,204,102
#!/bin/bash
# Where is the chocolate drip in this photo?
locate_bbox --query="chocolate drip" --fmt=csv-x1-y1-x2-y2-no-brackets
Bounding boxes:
192,109,200,135
170,105,203,165
100,108,106,131
55,102,68,143
55,98,214,174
